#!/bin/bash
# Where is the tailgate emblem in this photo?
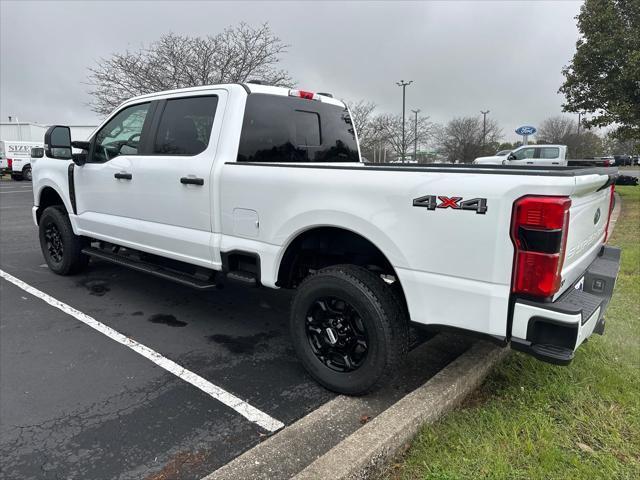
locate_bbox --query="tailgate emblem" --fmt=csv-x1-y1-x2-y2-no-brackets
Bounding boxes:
594,208,601,225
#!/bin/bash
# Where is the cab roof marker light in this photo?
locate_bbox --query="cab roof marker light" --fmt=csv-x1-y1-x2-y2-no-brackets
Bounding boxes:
288,89,322,101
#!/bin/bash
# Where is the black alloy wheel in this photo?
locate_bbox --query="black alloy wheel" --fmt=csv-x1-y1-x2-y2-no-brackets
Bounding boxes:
305,296,369,372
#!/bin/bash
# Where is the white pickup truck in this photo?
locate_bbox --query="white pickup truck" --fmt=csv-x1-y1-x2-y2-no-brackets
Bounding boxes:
32,83,620,394
474,144,615,167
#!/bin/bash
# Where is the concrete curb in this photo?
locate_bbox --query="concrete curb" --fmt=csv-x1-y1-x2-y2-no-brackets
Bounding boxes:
293,342,508,480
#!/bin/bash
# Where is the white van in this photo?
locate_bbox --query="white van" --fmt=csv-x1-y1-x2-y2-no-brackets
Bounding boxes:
0,140,42,181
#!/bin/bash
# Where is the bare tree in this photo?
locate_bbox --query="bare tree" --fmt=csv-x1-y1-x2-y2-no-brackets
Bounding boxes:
537,115,605,158
436,116,502,163
537,116,576,144
87,23,293,115
372,114,435,161
346,100,377,154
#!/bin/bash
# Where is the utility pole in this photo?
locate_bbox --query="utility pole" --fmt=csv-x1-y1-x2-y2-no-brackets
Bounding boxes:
411,109,420,161
480,110,490,154
396,80,413,161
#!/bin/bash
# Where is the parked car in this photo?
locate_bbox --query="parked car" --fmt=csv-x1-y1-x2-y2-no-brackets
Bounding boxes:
614,155,633,166
0,139,41,180
474,144,614,167
474,145,568,166
32,83,621,394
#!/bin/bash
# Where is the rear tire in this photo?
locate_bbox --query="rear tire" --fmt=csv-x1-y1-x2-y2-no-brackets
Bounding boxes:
290,265,408,395
39,206,89,275
23,166,32,181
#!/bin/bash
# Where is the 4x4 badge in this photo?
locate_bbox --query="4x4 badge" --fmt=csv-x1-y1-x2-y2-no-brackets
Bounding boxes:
413,195,488,214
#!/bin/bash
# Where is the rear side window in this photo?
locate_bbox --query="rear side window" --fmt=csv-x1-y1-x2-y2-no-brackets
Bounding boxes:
237,94,358,163
540,147,560,159
154,96,218,155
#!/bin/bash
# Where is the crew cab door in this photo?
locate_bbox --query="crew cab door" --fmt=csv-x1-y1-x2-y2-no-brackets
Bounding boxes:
507,146,537,165
74,101,155,242
537,146,564,166
122,92,224,266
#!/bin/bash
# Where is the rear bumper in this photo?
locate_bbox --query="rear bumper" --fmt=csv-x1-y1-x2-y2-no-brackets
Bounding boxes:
510,245,621,365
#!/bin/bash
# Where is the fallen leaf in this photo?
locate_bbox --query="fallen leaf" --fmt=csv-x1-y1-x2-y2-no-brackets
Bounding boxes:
360,414,372,424
577,442,595,453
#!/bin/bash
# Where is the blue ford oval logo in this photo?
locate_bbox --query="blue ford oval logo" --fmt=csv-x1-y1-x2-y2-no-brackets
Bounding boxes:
515,126,537,136
594,208,601,225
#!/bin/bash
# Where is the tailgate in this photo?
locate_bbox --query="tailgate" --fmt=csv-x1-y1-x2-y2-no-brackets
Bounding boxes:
558,174,614,299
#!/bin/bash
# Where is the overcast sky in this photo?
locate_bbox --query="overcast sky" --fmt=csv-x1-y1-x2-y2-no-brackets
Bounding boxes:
1,0,583,140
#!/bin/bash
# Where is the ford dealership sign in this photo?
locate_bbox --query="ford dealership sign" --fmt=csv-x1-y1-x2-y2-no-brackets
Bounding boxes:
515,126,537,136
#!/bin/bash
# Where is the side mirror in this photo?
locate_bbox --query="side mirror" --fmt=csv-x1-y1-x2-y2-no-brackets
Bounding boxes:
31,147,44,158
44,125,72,160
507,153,516,161
72,140,90,151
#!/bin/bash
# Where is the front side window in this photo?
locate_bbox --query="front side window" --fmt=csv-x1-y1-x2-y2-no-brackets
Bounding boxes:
93,103,150,162
153,96,218,155
237,94,358,163
540,147,560,159
513,147,535,160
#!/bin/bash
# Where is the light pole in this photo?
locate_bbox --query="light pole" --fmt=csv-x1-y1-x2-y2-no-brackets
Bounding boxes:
411,109,420,161
577,112,584,159
397,80,413,161
577,112,582,135
480,110,490,154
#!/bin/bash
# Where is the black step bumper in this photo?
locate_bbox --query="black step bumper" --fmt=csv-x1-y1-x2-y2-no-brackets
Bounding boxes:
510,245,621,365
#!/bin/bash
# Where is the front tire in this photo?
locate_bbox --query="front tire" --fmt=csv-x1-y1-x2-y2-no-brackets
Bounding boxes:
39,206,89,275
290,265,408,395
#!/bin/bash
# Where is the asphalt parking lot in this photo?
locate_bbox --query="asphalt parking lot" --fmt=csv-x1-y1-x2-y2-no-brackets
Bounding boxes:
0,178,469,480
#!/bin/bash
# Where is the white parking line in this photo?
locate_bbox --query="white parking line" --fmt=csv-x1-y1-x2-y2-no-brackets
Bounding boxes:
0,268,285,432
0,190,32,193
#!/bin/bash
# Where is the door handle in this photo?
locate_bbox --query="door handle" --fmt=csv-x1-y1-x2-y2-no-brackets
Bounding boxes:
180,177,204,186
114,172,132,180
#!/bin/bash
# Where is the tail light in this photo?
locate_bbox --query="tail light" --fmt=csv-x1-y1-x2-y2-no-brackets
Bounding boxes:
289,89,321,101
511,196,571,298
7,158,12,169
604,184,615,243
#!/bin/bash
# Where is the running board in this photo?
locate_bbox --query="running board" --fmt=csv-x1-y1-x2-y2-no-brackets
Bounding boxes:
82,247,218,290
